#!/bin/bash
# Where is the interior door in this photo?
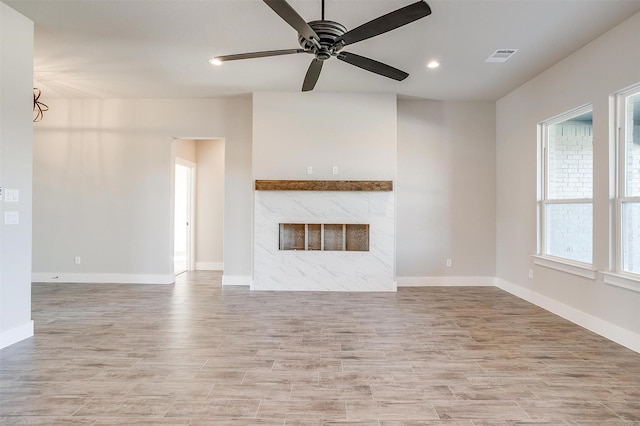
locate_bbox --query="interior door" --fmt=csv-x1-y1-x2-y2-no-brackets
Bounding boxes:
174,162,193,275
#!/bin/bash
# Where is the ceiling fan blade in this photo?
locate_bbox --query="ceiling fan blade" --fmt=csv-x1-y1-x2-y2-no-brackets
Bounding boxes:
337,52,408,81
213,49,305,62
263,0,320,44
335,1,431,47
302,58,323,92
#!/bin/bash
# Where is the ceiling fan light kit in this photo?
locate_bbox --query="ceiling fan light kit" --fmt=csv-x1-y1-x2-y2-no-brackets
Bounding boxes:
211,0,432,92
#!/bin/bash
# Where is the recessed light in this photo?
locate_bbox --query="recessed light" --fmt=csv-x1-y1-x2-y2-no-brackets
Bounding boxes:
426,60,440,69
209,57,223,66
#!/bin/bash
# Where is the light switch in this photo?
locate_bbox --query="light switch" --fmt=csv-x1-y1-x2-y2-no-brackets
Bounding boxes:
5,189,19,202
4,211,19,225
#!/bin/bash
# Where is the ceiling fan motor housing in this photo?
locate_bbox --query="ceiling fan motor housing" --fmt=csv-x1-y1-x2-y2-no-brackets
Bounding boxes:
299,20,347,60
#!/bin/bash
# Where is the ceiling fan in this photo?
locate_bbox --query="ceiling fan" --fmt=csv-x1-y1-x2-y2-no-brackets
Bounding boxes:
210,0,432,91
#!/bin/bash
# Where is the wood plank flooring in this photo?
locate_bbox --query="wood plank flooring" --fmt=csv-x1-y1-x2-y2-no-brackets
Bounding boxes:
1,271,639,425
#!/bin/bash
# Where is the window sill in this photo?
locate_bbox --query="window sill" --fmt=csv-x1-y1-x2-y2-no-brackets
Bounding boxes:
602,272,640,293
532,255,596,279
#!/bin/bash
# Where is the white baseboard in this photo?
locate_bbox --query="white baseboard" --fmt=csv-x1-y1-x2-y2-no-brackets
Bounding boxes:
496,278,640,354
397,276,496,287
195,262,224,271
0,320,34,349
32,273,175,285
221,275,252,286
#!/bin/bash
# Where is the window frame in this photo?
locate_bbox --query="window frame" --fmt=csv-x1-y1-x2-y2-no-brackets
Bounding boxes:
614,85,640,277
538,104,594,268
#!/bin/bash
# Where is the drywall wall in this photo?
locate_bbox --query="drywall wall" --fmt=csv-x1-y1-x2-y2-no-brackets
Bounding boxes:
396,100,496,284
496,11,640,350
252,92,397,180
0,3,34,348
195,139,224,270
31,92,499,289
32,97,252,284
175,139,196,163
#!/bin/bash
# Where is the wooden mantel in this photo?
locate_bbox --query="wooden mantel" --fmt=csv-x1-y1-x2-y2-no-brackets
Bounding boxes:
255,180,393,192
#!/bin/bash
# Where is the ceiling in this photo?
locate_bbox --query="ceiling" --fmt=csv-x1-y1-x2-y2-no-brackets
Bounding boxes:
6,0,640,101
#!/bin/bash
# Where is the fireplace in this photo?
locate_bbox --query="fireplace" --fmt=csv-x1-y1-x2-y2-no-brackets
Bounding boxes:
253,180,395,291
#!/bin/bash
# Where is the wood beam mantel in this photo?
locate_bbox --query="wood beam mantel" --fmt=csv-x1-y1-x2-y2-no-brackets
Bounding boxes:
255,180,393,192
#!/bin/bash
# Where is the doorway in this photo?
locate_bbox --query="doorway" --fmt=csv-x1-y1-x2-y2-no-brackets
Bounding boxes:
174,160,195,275
172,138,225,276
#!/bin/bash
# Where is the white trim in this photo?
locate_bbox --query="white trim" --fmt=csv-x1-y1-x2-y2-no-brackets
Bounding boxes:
532,255,596,279
32,273,175,285
397,276,496,287
195,262,224,271
496,278,640,354
175,158,197,168
221,275,252,286
0,321,34,349
603,272,640,293
615,85,640,276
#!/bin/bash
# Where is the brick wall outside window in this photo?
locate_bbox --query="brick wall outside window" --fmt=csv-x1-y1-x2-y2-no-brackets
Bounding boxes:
546,120,593,263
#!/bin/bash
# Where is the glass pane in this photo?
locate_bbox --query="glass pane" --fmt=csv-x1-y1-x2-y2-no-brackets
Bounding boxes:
279,224,305,250
547,111,593,200
545,203,592,263
625,92,640,197
324,224,344,251
621,202,640,274
345,224,369,251
307,224,321,251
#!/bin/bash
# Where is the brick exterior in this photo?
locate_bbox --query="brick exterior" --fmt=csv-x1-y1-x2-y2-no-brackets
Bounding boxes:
546,120,593,263
623,117,640,273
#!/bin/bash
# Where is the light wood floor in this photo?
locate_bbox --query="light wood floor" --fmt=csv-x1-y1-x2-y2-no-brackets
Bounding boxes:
1,271,639,425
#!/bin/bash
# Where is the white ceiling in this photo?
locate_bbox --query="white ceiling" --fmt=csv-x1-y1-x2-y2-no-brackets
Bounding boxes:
7,0,640,100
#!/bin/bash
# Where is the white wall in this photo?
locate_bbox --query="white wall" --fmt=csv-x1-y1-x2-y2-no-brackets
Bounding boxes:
175,139,196,163
496,12,640,351
32,97,252,284
252,92,397,180
221,97,253,281
30,93,500,289
195,139,224,270
0,2,34,348
396,100,496,285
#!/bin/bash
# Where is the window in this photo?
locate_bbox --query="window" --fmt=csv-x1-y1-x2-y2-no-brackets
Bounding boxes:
616,86,640,275
539,106,593,264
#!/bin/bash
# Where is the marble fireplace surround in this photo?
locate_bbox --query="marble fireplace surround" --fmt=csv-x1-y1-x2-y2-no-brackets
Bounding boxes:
253,180,396,292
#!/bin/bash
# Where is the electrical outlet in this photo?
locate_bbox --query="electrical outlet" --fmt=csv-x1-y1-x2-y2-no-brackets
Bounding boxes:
446,258,452,267
528,269,534,279
332,166,339,175
75,256,81,265
307,166,313,175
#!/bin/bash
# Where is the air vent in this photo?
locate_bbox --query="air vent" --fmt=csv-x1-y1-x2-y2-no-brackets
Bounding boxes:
485,49,519,63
